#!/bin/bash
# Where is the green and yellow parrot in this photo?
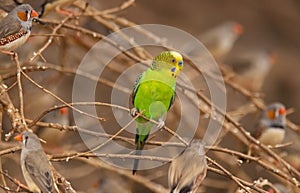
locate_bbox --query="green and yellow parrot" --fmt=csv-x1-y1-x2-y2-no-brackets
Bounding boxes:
130,51,184,174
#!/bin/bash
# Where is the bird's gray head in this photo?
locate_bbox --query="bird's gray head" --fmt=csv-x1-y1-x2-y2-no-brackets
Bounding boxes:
15,131,43,150
189,139,206,156
11,4,38,29
218,21,243,40
261,102,286,128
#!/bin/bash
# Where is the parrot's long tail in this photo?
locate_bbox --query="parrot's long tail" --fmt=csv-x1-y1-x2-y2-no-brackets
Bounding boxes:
132,147,142,175
132,132,148,175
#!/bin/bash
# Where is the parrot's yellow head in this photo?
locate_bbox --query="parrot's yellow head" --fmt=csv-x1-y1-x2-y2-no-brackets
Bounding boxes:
151,51,183,78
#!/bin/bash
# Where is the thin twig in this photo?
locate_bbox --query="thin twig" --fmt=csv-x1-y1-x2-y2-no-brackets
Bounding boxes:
29,15,73,62
13,53,27,130
0,76,27,140
0,171,31,192
20,71,105,122
0,104,8,193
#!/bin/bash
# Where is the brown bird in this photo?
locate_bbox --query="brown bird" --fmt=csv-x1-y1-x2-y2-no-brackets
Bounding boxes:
230,49,276,91
168,140,207,193
184,21,243,61
201,21,243,60
36,107,70,149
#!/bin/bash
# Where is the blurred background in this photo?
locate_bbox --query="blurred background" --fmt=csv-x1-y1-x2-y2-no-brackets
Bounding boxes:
124,0,300,122
0,0,299,193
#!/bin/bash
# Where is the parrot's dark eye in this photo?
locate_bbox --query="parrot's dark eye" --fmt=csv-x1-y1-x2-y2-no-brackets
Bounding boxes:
171,58,176,63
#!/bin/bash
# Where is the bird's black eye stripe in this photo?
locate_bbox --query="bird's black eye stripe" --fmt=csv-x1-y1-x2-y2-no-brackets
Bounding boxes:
24,135,29,146
26,10,30,20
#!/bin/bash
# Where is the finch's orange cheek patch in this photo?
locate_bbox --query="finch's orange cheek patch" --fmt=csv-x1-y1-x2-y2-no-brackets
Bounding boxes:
17,11,27,21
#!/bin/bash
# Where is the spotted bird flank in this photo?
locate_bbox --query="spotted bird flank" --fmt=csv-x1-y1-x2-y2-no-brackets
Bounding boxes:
0,30,27,46
0,4,38,51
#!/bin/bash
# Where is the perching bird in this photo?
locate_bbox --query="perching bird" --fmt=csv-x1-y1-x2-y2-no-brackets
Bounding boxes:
36,107,70,149
15,131,54,193
130,51,183,174
168,140,207,193
0,4,38,51
230,49,276,91
254,102,286,146
184,21,243,61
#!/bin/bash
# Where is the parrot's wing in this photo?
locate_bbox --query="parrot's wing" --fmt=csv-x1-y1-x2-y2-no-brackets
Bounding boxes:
128,90,134,110
24,151,53,193
168,88,176,110
130,72,144,107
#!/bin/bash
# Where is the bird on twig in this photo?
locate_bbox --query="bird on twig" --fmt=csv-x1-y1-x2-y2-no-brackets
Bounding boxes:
168,140,207,193
0,4,38,52
129,51,183,174
15,131,54,193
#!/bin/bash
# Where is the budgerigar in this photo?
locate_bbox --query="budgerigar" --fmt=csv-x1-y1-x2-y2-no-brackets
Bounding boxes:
130,51,183,174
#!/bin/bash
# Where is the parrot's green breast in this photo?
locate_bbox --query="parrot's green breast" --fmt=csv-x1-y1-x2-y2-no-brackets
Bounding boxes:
133,68,176,121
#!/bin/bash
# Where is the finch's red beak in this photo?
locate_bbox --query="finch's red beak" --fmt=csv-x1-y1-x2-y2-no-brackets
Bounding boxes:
14,133,23,142
30,10,39,18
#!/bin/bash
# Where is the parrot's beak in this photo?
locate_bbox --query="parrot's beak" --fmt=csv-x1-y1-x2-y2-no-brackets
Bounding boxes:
173,66,183,77
14,134,23,142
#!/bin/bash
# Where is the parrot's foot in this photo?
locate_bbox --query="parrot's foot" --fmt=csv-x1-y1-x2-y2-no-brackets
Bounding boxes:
130,108,138,117
157,118,165,128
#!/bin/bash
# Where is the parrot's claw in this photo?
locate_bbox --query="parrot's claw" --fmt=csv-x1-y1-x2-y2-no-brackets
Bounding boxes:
157,118,165,128
130,108,138,117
